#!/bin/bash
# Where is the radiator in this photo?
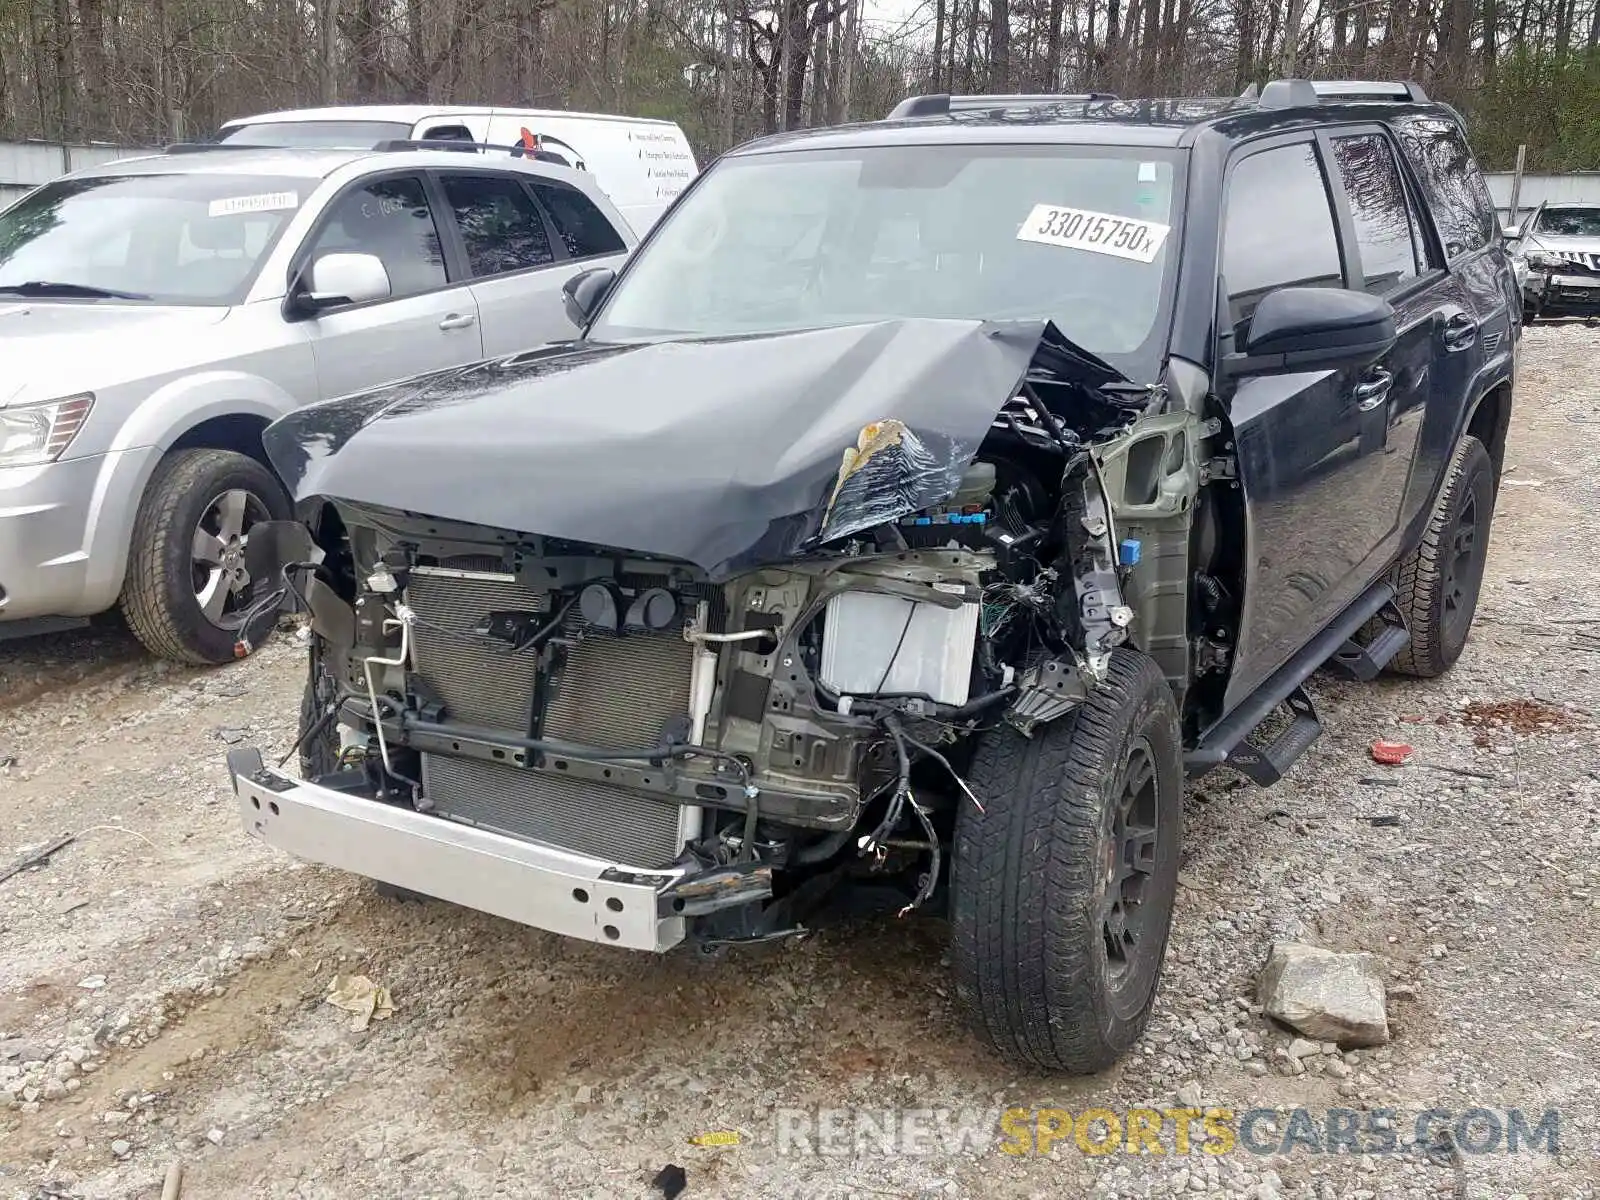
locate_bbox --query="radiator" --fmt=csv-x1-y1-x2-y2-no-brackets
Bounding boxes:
404,565,701,867
420,754,690,867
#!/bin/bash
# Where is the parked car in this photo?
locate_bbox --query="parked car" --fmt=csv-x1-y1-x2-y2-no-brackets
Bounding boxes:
1506,202,1600,321
0,143,636,662
215,104,699,234
229,80,1517,1073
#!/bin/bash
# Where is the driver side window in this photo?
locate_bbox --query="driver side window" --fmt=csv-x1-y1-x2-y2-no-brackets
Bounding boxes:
307,176,447,301
1222,143,1344,337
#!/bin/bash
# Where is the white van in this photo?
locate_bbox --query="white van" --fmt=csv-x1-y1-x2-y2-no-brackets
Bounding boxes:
216,105,698,233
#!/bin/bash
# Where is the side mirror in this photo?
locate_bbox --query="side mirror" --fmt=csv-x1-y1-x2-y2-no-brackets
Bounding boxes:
1503,223,1522,241
562,266,616,328
290,252,391,317
1224,286,1397,377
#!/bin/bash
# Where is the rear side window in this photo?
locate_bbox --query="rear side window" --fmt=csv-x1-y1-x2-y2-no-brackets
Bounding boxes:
531,183,628,258
1222,142,1343,332
1330,134,1419,295
1390,114,1495,259
440,174,555,276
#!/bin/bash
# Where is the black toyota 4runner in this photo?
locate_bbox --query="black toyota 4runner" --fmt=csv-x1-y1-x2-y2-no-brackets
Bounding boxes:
230,79,1518,1074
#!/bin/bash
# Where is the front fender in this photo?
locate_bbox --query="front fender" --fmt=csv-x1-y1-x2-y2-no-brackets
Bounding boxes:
108,369,310,455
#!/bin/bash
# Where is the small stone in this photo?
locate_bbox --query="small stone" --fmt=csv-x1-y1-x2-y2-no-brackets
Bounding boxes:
1286,1037,1320,1060
574,1085,593,1104
111,1138,132,1157
77,975,107,990
207,1127,226,1144
1175,1082,1203,1107
1258,942,1390,1048
103,1110,130,1125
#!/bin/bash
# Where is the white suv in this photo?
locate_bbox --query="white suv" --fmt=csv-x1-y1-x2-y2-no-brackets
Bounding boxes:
0,143,635,662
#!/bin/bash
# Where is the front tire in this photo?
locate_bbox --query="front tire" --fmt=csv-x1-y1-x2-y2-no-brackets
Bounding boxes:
120,449,290,665
950,649,1182,1073
1385,435,1494,678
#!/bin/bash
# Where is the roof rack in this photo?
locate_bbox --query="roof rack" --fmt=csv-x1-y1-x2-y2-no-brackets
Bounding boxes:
373,137,580,165
161,142,265,153
886,92,1119,120
1256,78,1429,108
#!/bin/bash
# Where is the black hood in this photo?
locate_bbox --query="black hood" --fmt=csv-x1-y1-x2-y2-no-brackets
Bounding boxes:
263,318,1130,579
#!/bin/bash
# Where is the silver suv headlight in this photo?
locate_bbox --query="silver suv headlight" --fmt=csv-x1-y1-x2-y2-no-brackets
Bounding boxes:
0,394,95,468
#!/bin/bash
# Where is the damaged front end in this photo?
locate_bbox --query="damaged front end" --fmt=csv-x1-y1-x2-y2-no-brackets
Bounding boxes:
231,317,1206,951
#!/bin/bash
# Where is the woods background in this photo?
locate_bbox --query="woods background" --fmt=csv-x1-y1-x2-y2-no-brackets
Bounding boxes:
0,0,1595,170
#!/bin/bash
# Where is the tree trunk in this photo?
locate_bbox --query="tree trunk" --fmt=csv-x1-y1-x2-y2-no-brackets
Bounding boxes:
932,0,946,90
839,0,859,120
319,0,340,104
51,0,76,140
1277,0,1304,75
1044,0,1063,89
990,0,1010,90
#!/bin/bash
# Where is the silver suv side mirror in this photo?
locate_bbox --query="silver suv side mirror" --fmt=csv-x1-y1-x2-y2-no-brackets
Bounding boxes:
293,252,392,315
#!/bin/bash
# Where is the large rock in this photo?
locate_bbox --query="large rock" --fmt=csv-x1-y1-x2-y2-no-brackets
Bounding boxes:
1257,942,1390,1048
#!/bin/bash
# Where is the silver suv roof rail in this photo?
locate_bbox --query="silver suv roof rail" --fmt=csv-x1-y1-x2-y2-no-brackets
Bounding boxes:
886,92,1119,120
1257,79,1430,108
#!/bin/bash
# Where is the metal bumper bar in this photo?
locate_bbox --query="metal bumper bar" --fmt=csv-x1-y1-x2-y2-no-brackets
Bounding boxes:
228,751,689,951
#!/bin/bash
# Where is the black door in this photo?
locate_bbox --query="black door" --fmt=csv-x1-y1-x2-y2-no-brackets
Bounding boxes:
1319,128,1457,576
1218,138,1410,709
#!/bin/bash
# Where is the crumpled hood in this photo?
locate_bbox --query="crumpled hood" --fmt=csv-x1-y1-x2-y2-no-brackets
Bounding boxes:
265,318,1120,578
0,303,231,407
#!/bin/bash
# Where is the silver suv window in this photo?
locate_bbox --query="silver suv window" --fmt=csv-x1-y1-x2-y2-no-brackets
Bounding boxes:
0,173,303,305
306,175,448,298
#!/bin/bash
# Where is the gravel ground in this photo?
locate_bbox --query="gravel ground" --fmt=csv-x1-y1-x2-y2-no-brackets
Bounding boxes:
3,323,1599,1200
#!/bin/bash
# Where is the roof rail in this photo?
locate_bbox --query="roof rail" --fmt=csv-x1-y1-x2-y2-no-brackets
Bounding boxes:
886,92,1119,120
1257,78,1430,108
372,137,582,165
160,141,262,153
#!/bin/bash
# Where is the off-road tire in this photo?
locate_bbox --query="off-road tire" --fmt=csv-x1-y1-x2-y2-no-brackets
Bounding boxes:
950,649,1182,1073
1385,434,1494,678
120,448,290,665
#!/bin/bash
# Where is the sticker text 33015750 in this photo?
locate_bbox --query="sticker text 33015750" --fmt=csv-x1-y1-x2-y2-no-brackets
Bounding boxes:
1016,203,1170,264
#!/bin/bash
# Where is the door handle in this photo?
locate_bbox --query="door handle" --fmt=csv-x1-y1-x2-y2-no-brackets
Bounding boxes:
1354,368,1393,412
1441,313,1477,352
438,312,477,331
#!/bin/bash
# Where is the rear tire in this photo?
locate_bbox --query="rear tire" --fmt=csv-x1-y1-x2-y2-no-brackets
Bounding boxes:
949,649,1182,1073
1385,435,1494,678
120,449,289,665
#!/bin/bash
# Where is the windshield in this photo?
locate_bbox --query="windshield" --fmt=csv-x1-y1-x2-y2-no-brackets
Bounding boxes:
590,143,1184,380
0,173,303,305
1534,207,1600,238
217,120,412,148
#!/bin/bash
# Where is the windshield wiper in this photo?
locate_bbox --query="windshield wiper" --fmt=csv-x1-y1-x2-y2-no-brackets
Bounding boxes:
0,281,151,300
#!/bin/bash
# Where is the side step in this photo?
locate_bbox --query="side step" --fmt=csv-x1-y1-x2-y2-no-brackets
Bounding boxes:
1218,686,1322,786
1186,580,1395,784
1327,599,1410,681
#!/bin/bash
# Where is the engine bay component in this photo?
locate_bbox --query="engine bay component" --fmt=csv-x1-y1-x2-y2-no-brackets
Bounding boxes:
819,590,980,707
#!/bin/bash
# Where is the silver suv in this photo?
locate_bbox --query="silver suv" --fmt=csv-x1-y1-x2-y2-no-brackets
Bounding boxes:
0,143,635,662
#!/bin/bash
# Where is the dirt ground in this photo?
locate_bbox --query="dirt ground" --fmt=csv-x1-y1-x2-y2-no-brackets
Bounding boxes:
3,323,1599,1200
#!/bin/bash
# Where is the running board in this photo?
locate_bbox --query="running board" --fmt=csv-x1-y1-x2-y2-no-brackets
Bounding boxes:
1186,581,1396,784
1327,598,1410,681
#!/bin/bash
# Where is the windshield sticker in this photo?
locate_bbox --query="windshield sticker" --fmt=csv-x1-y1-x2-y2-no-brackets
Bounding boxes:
207,192,299,218
1016,204,1170,263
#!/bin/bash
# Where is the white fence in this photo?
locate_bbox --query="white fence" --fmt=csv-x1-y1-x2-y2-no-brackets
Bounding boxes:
0,140,146,208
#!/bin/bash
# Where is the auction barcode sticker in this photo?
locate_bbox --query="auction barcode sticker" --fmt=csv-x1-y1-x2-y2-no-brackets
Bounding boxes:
1016,204,1170,263
207,191,299,218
